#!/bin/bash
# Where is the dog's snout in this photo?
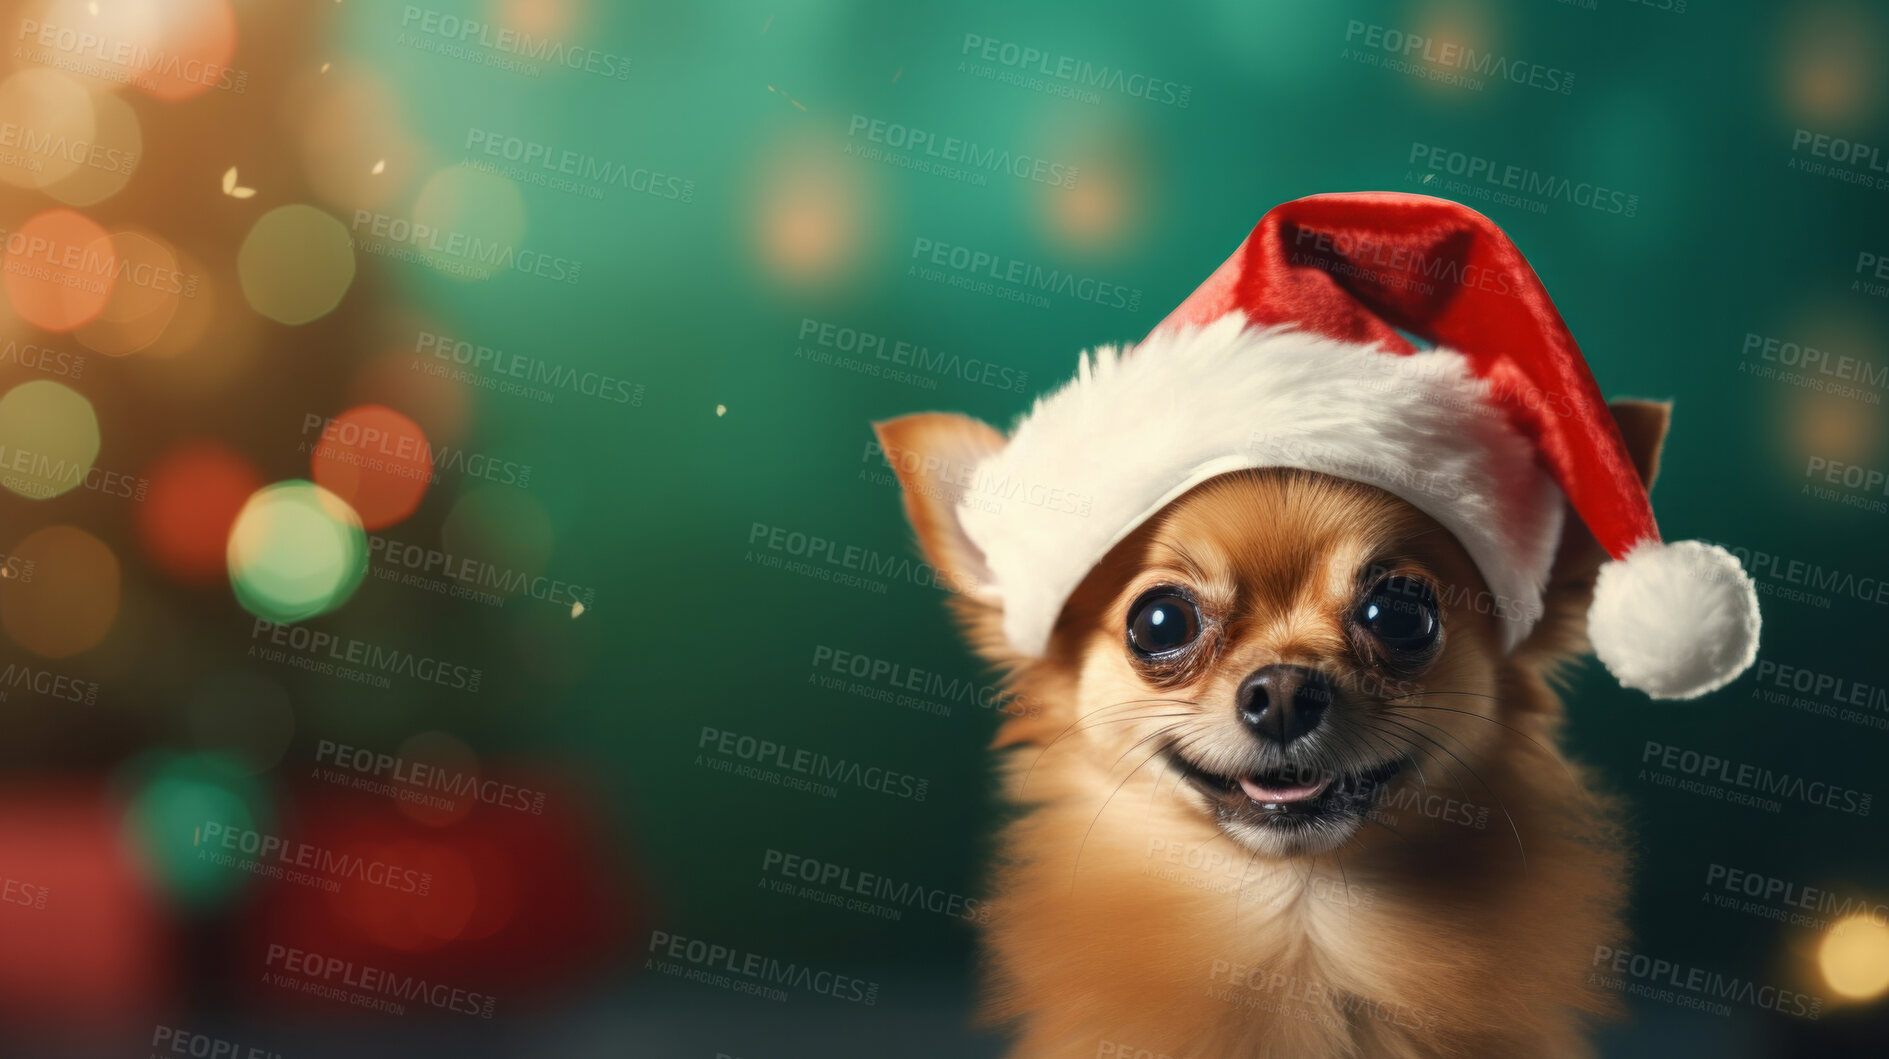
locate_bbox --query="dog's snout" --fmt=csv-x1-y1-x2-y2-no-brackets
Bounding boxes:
1235,664,1333,746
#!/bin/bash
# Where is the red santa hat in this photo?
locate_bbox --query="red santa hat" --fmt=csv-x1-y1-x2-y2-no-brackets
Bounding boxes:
955,192,1759,699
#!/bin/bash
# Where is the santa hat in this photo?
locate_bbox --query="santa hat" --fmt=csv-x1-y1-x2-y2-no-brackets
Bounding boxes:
955,192,1759,700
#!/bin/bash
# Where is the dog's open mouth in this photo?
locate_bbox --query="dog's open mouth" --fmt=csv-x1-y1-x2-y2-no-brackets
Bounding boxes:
1162,748,1411,834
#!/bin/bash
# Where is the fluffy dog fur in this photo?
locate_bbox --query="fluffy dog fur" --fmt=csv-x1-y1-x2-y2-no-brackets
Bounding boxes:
876,400,1672,1059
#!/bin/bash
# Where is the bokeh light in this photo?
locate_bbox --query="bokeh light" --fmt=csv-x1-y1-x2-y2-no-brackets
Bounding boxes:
73,229,182,356
755,143,870,285
292,70,421,212
0,379,100,499
1,525,120,658
393,730,479,827
1820,914,1889,1000
44,88,141,207
226,481,368,623
137,440,263,584
348,341,474,447
0,69,96,192
332,840,478,952
411,164,529,280
1780,3,1883,129
119,750,264,911
237,205,356,325
4,209,114,331
309,404,434,529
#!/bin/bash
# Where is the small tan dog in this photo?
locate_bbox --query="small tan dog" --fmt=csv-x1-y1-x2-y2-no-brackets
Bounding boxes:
880,407,1662,1058
873,194,1760,1058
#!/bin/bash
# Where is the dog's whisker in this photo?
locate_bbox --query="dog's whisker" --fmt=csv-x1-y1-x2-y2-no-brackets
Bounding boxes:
1386,701,1588,797
1019,698,1199,791
1374,715,1529,873
1071,730,1179,891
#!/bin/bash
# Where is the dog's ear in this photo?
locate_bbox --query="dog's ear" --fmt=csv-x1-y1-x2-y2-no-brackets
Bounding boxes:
1515,399,1671,672
872,413,1005,595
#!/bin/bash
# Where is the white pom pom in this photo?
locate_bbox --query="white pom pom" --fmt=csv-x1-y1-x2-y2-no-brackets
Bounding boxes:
1587,540,1761,700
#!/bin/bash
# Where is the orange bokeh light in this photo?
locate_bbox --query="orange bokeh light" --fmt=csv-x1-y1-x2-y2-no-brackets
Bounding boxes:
4,209,114,332
309,404,433,530
137,441,263,585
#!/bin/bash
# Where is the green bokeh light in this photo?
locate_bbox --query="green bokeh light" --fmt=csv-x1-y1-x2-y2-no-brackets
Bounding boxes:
226,480,368,623
119,750,268,913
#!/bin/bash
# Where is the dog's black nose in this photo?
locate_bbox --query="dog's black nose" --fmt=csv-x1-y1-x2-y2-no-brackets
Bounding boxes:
1236,665,1333,745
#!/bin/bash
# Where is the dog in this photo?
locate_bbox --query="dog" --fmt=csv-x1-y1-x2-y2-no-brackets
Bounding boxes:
873,396,1672,1058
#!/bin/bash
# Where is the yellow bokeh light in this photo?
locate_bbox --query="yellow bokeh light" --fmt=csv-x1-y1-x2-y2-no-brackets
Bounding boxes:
1820,914,1889,999
411,163,528,281
1,524,119,657
74,229,181,356
237,205,357,325
45,88,141,206
0,69,96,191
292,70,419,211
0,379,100,499
226,481,368,623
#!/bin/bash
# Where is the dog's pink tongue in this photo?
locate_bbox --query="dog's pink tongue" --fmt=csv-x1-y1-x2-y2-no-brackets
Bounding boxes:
1238,773,1332,804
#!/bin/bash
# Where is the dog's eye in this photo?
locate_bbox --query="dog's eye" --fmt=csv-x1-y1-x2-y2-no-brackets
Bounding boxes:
1356,576,1440,655
1127,591,1201,657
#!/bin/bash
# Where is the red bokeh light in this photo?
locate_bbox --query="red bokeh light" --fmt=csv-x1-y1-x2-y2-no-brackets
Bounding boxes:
137,441,263,584
309,404,433,530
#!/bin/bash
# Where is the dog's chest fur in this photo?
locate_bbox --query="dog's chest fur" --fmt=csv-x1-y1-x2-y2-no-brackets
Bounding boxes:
980,749,1623,1059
